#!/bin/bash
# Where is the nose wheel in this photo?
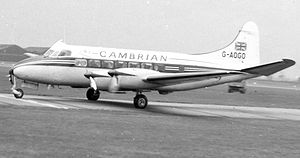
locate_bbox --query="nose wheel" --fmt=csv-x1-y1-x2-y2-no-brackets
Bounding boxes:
13,88,24,99
86,87,100,101
134,93,148,109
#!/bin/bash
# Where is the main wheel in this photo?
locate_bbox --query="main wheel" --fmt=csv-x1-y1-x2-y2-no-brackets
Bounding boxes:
133,94,148,109
86,88,100,101
240,88,246,94
13,88,24,99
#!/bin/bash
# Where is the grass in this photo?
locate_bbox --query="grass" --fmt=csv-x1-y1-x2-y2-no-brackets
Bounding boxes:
0,106,299,158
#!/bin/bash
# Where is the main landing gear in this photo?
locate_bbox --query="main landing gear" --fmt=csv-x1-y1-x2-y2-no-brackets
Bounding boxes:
86,87,100,101
85,88,148,109
134,92,148,109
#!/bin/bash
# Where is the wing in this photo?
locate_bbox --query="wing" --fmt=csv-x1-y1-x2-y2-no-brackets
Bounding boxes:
85,68,243,85
84,70,111,78
84,58,295,86
144,71,244,84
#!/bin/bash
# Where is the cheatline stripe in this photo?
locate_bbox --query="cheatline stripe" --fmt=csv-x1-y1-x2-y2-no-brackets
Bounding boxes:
165,66,179,71
184,67,201,69
42,60,75,63
15,60,76,67
32,63,75,66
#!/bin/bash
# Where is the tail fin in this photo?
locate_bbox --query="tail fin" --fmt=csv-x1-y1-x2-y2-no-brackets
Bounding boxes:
195,21,260,70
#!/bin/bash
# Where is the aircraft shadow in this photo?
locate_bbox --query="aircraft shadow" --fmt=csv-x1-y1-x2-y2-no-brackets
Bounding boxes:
24,96,224,119
99,100,223,119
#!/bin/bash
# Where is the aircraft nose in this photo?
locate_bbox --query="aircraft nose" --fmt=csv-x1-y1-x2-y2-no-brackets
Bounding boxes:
12,62,34,79
10,56,43,79
12,65,24,78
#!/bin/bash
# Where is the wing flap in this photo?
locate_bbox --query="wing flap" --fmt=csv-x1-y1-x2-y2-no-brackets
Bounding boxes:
241,59,295,76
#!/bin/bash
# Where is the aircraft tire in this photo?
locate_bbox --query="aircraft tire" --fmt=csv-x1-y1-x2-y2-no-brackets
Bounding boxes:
240,88,246,94
86,88,100,101
134,94,148,109
14,88,24,99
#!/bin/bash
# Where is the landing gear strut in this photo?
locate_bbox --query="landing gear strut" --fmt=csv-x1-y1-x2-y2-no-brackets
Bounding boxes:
86,87,100,101
133,92,148,109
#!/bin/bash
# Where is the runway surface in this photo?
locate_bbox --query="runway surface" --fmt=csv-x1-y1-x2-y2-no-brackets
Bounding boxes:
1,93,300,121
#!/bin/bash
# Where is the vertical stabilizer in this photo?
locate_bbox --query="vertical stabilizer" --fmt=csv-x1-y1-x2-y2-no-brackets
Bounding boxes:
195,21,260,70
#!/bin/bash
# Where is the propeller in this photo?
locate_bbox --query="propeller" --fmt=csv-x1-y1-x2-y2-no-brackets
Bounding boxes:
8,69,14,85
108,75,120,92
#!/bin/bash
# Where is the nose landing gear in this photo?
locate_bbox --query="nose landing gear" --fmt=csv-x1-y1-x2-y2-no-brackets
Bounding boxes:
13,88,24,98
9,71,24,99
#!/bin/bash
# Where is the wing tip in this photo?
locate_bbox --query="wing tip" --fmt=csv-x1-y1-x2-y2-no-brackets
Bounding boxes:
242,58,296,76
282,59,296,66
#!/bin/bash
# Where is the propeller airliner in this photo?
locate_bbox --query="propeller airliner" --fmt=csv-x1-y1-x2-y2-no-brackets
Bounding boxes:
9,21,295,109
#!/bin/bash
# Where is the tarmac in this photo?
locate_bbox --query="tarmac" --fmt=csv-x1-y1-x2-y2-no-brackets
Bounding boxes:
1,93,300,121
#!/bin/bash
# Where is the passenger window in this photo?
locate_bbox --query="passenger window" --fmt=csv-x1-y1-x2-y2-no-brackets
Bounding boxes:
88,59,101,68
75,59,87,67
153,64,165,71
128,62,141,68
115,61,127,68
141,63,153,69
102,60,114,69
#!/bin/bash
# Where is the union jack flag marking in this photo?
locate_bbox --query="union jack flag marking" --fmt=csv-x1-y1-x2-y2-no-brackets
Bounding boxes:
235,42,247,51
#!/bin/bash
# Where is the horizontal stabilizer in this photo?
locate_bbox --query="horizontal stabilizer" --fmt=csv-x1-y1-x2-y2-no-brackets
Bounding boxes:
24,52,39,57
241,59,295,76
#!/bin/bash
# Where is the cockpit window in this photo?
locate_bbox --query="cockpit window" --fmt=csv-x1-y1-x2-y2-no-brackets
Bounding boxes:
51,51,60,56
43,49,55,57
44,49,72,57
58,50,72,56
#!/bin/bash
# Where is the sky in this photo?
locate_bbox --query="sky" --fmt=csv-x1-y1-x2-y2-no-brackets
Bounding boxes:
0,0,299,80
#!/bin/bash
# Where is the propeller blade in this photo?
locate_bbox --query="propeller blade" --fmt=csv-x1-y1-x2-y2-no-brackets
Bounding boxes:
8,69,14,84
108,75,120,92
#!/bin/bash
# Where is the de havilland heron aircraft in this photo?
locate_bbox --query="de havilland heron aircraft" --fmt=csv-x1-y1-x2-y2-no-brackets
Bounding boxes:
8,21,295,109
